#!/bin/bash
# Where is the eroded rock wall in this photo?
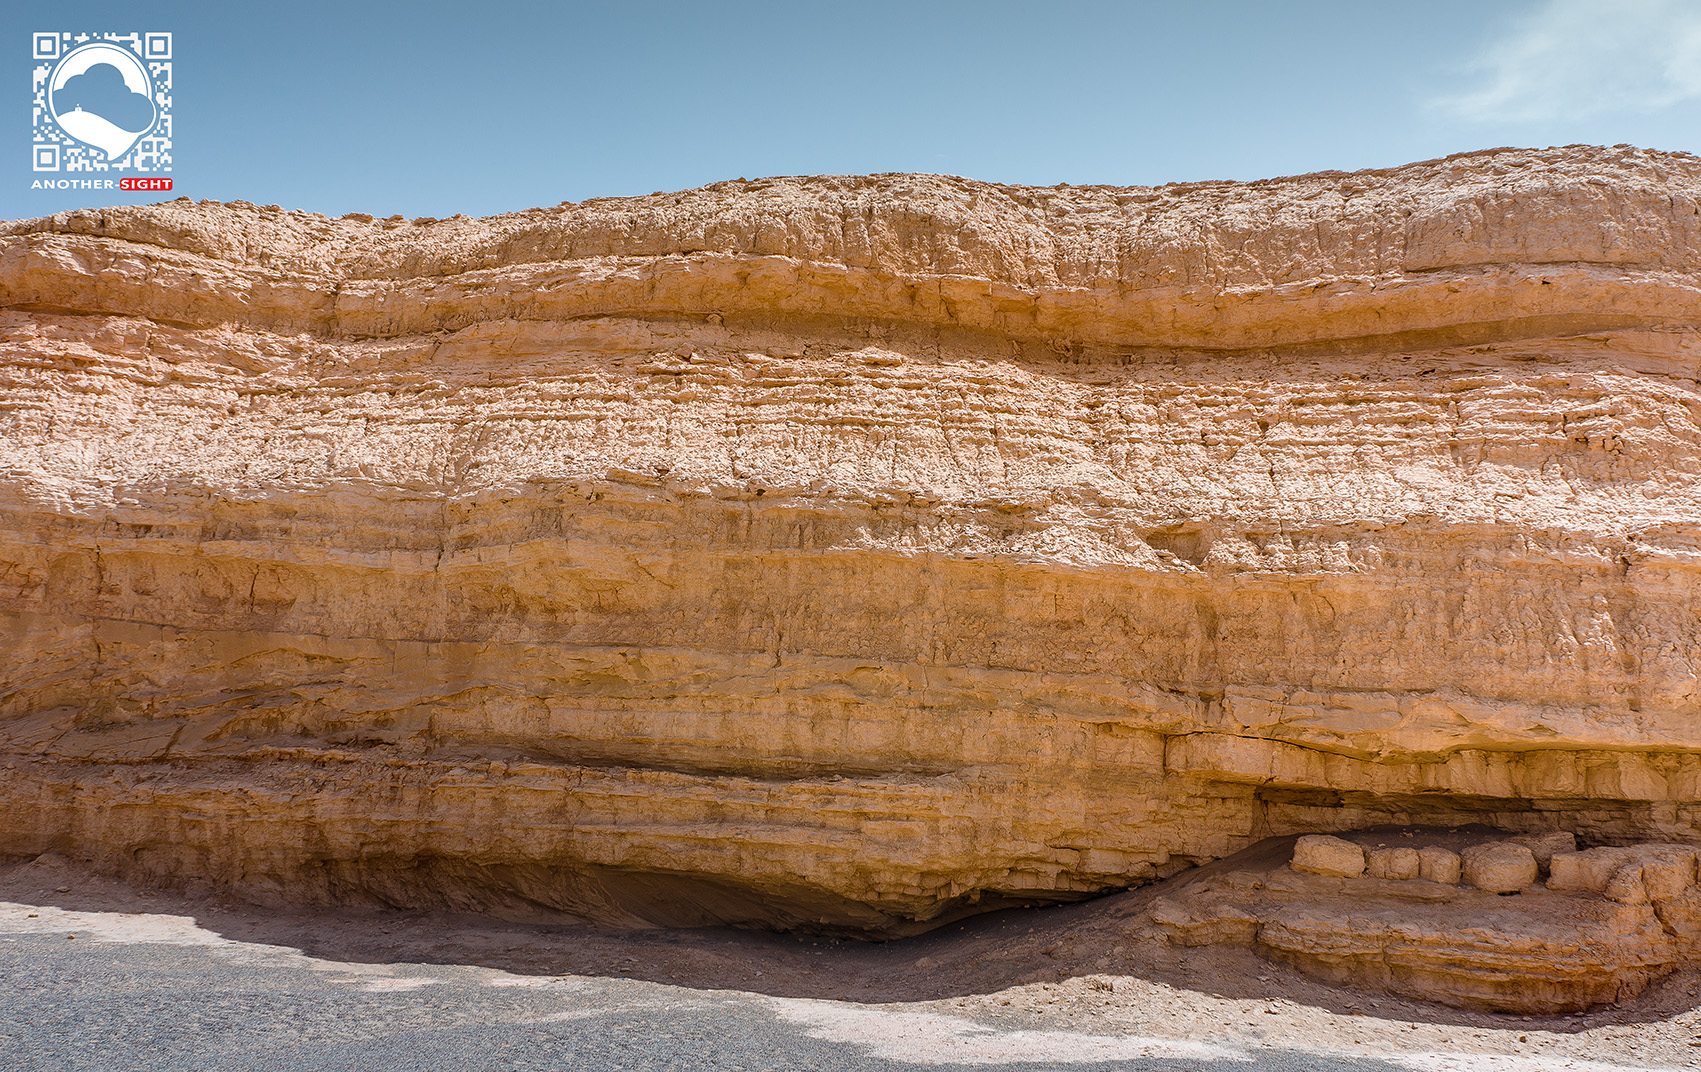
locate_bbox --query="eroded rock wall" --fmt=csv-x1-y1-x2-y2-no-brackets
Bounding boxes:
3,145,1701,931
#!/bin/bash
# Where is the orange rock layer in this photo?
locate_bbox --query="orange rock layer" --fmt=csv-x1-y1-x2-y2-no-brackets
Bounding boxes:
2,145,1700,932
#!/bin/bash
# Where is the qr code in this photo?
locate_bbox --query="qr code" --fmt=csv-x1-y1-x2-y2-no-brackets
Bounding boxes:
31,31,172,173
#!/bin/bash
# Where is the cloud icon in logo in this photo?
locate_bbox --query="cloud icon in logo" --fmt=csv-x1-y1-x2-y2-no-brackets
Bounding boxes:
56,64,155,131
49,43,158,161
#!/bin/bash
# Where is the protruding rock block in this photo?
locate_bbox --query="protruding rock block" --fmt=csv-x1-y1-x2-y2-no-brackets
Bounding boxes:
1461,843,1538,894
1638,846,1699,901
1655,889,1701,943
1291,835,1366,878
1549,849,1626,894
1549,845,1699,902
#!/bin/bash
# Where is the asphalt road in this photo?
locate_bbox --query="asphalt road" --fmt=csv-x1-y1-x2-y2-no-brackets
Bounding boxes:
0,926,1439,1072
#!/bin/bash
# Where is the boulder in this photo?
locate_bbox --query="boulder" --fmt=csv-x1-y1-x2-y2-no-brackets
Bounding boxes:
1291,836,1366,878
1365,847,1421,880
1461,843,1538,894
1418,846,1463,885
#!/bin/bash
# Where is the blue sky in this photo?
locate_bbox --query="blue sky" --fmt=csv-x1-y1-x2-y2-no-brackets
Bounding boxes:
12,0,1701,221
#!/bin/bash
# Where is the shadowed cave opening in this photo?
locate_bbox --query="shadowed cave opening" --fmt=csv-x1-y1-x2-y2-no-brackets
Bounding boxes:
54,780,1686,941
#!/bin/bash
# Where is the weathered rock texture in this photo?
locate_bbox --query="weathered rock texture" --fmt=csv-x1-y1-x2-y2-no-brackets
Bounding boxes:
3,145,1701,933
1143,829,1701,1012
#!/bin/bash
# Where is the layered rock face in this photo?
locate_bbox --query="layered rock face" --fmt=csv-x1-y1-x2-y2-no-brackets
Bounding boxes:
1146,830,1701,1012
3,145,1701,934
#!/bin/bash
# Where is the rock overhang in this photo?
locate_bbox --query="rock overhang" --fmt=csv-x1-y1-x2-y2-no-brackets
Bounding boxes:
1,144,1699,935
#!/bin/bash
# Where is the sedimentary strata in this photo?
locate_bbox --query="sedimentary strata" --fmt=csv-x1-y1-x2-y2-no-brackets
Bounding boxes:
1144,829,1701,1012
2,145,1701,935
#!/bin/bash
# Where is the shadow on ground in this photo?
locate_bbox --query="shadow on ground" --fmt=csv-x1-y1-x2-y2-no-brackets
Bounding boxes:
1,846,1696,1040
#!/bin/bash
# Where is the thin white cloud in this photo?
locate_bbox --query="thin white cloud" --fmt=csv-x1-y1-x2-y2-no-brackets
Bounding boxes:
1436,0,1701,122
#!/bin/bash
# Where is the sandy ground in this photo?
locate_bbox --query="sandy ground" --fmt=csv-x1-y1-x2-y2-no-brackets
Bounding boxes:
1,852,1697,1070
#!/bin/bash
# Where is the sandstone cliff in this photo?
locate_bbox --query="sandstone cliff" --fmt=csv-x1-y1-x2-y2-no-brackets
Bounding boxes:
2,145,1700,934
